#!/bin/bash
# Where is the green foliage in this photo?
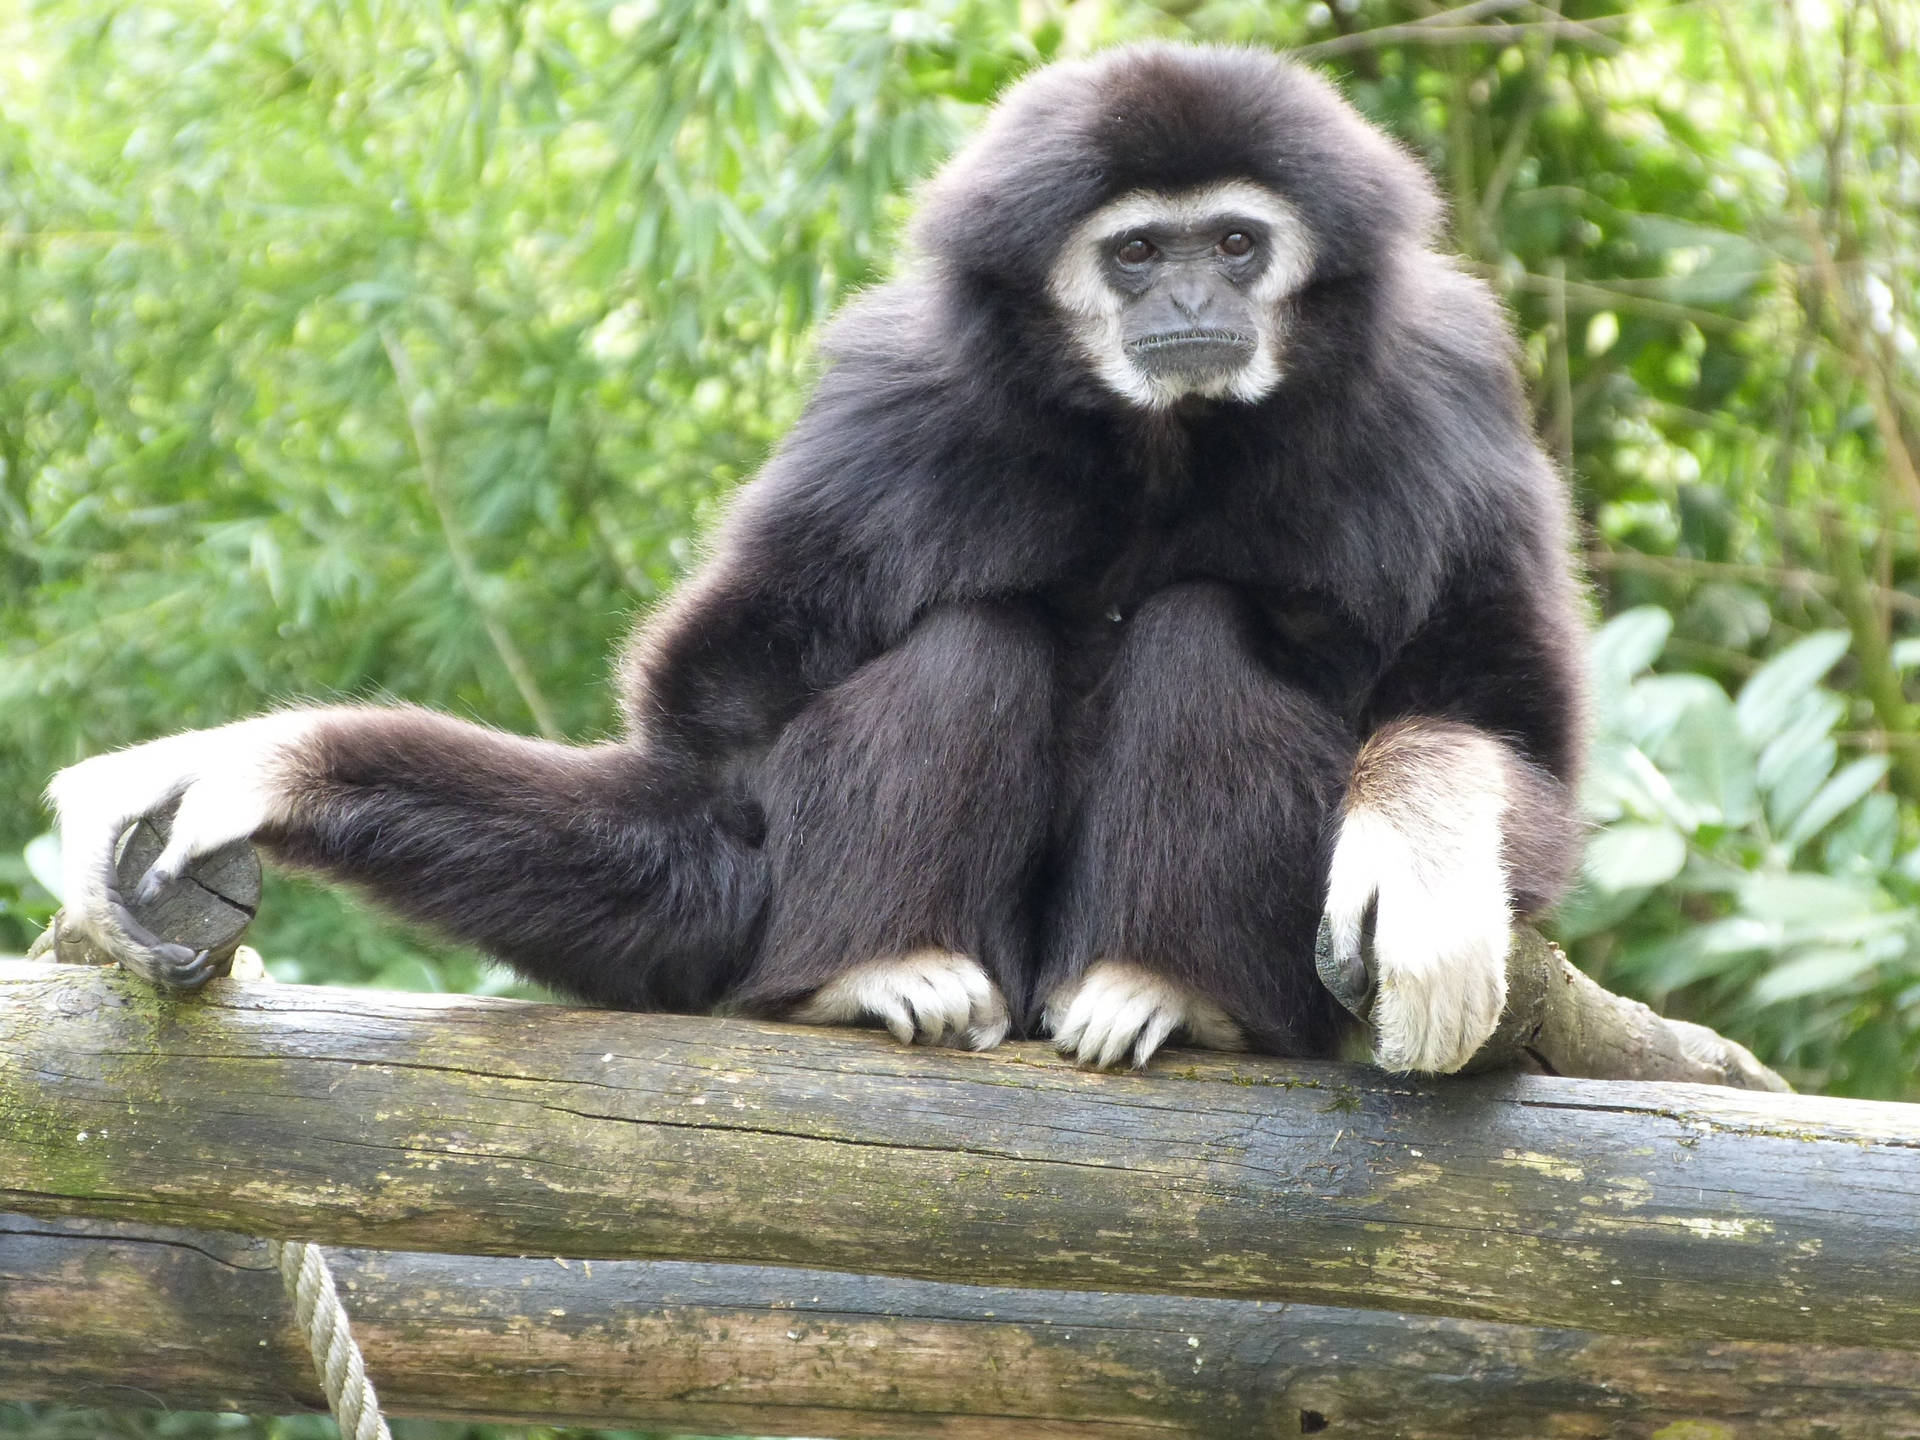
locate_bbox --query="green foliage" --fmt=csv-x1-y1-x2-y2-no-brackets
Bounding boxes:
2,0,1917,1108
1561,609,1920,1094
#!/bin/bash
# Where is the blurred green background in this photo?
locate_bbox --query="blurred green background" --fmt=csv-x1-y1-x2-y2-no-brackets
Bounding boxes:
3,0,1918,1435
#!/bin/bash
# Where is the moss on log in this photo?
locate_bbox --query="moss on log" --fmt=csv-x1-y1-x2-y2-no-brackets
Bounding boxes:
2,961,1917,1350
6,1214,1920,1440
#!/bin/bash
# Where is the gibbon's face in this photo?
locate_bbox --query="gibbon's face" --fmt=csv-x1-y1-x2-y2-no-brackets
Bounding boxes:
1047,180,1315,411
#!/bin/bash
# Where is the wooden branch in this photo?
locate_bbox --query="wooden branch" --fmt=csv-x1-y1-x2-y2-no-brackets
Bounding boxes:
7,1214,1920,1440
1471,928,1785,1090
3,962,1915,1351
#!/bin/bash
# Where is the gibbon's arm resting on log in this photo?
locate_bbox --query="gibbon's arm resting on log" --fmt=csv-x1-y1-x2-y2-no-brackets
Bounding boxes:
47,44,1587,1076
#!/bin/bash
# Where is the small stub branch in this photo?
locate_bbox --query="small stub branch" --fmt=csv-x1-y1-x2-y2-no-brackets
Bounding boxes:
1469,927,1789,1090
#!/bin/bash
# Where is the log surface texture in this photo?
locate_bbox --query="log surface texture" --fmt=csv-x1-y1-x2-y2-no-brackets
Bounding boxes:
6,1213,1920,1440
3,962,1918,1354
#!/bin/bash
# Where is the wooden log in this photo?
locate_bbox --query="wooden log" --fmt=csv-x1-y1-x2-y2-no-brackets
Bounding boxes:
2,961,1917,1350
6,1214,1920,1440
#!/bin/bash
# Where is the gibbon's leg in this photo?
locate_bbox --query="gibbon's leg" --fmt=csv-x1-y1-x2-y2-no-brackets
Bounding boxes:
1042,582,1356,1069
730,601,1057,1050
1319,718,1577,1074
47,707,766,1008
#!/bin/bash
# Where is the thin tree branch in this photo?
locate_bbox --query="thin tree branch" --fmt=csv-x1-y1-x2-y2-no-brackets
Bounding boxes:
1292,0,1624,59
1477,0,1562,229
1819,505,1920,801
1710,0,1920,522
380,328,564,741
1583,546,1920,619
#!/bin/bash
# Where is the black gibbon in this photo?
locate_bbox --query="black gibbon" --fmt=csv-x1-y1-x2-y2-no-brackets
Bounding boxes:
50,44,1586,1074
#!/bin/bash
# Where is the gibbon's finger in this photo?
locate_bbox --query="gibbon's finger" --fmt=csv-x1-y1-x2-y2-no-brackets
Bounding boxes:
1050,963,1145,1064
902,971,953,1044
874,995,919,1047
1091,994,1154,1071
101,898,214,992
1048,990,1092,1054
1129,1006,1182,1070
921,965,975,1042
1366,865,1509,1075
1314,903,1376,1020
965,983,1011,1050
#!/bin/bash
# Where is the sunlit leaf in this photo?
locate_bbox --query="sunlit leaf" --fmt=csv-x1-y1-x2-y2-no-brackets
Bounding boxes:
1752,946,1891,1006
1735,631,1851,746
1782,755,1891,856
1584,822,1688,893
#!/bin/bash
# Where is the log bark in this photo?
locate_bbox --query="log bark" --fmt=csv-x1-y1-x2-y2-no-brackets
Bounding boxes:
3,961,1916,1351
6,1213,1920,1440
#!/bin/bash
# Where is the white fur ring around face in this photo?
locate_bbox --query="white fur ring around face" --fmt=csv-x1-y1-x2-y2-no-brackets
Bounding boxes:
1321,806,1513,1075
791,949,1012,1050
1044,959,1245,1070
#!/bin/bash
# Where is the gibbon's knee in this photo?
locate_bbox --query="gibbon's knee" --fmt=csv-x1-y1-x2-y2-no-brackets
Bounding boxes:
1045,583,1354,1065
1111,581,1248,674
1322,718,1579,1076
738,600,1057,1013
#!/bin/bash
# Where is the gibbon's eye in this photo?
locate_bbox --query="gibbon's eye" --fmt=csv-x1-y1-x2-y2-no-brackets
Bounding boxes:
1116,236,1157,265
1218,231,1254,257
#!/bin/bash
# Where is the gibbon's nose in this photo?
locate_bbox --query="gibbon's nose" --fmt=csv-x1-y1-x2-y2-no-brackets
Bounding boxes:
1168,274,1215,321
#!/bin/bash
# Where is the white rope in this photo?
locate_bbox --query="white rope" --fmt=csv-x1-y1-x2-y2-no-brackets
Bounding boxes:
268,1235,393,1440
222,948,391,1440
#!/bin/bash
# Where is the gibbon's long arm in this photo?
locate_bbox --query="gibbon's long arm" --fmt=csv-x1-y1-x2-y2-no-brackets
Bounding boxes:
44,554,856,1007
1319,547,1587,1074
48,708,767,1008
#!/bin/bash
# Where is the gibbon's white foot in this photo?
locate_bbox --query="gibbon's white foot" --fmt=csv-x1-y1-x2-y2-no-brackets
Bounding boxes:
791,949,1011,1050
1320,728,1514,1075
46,711,316,987
1045,959,1245,1071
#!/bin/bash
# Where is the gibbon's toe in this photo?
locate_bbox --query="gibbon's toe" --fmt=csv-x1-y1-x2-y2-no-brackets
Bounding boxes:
1044,960,1244,1070
792,950,1010,1049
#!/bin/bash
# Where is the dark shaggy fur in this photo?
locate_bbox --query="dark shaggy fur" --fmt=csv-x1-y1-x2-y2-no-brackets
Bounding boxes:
263,45,1587,1054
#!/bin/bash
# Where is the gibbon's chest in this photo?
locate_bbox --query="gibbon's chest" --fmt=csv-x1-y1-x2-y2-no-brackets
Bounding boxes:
1029,441,1388,713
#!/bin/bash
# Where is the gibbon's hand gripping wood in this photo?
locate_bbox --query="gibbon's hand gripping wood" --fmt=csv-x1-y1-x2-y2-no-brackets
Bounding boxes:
1314,917,1790,1090
26,816,260,983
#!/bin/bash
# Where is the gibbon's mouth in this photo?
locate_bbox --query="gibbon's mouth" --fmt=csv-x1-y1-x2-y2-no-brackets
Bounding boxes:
1125,328,1258,380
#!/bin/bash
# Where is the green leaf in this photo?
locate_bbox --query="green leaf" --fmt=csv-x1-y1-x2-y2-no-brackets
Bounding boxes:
1752,946,1889,1005
1765,735,1839,837
1782,755,1890,856
1653,682,1758,827
1735,630,1851,745
23,834,62,902
1756,690,1845,792
1584,822,1689,892
1550,879,1655,942
1737,872,1883,927
1630,916,1780,992
1590,605,1673,688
